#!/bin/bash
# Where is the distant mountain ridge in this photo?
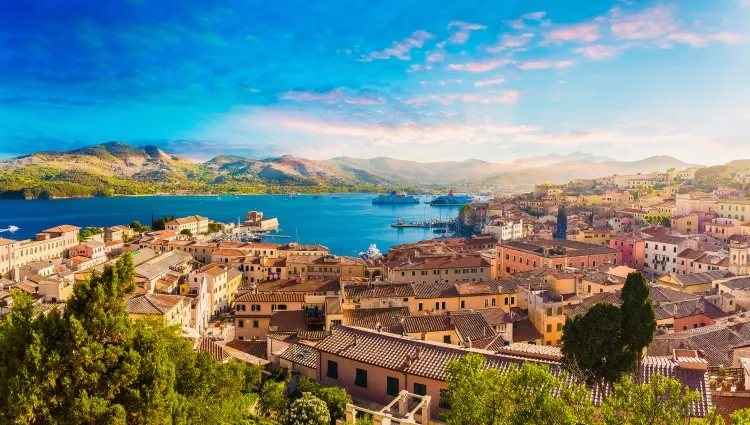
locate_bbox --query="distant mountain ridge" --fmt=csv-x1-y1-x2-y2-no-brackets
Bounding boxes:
0,141,702,199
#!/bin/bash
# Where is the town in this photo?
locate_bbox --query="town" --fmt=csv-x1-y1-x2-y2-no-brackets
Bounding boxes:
3,165,750,423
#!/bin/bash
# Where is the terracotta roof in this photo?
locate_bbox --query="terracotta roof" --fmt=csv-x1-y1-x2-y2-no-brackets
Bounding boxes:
196,338,231,361
512,318,544,342
474,307,512,326
583,272,626,286
721,277,750,291
256,277,339,294
455,281,492,295
412,281,459,299
389,254,490,271
487,277,547,294
269,310,307,332
452,312,497,343
498,343,563,361
126,294,185,315
0,238,17,246
43,225,80,233
342,307,410,330
279,343,319,369
649,320,750,366
225,340,268,359
211,249,247,257
402,315,453,334
647,235,688,245
670,270,734,287
659,298,730,320
234,292,305,303
343,283,414,299
196,263,227,277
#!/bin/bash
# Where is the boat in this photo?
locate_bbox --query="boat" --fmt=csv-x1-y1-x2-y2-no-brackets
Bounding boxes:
427,190,474,206
313,195,320,199
332,195,340,199
372,191,420,205
8,225,18,232
359,244,383,261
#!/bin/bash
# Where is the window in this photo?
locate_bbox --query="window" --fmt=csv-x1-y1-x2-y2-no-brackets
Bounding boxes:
557,306,563,315
327,360,339,379
251,304,260,312
418,303,423,311
484,299,489,307
435,302,440,310
546,324,552,333
253,320,259,328
387,376,400,396
355,368,368,388
546,308,552,316
491,298,496,307
238,320,244,328
413,383,427,396
443,335,451,344
441,302,446,310
557,323,562,331
460,300,465,309
510,296,515,304
504,297,509,305
439,389,451,410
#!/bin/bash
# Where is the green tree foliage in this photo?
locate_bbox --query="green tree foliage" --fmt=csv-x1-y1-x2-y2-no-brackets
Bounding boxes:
151,215,176,231
0,253,263,424
600,375,700,425
562,303,626,386
129,221,150,233
442,353,594,425
260,381,289,421
207,222,222,233
78,226,104,242
620,272,657,369
179,229,192,237
317,387,352,425
732,408,750,425
285,392,330,425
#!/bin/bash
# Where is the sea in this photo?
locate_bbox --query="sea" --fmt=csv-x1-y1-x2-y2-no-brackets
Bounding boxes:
0,194,461,256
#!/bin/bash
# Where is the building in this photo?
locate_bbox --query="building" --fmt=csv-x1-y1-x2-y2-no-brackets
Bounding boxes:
126,293,192,329
519,288,565,346
609,233,647,270
718,199,750,222
643,235,699,277
483,217,524,242
385,254,492,285
672,214,700,235
233,292,306,340
567,228,617,246
497,239,621,277
164,215,210,235
705,218,744,246
5,225,80,273
187,264,241,316
315,326,711,419
656,270,735,294
244,211,279,231
286,255,367,280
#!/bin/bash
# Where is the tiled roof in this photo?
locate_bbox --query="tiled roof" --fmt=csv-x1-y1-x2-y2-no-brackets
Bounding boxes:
343,283,414,299
0,237,17,246
126,294,185,315
512,318,544,342
269,310,307,332
43,225,80,233
487,277,547,294
498,343,563,361
452,312,496,343
660,298,730,320
648,320,750,366
475,307,513,325
196,263,227,277
342,307,410,330
389,254,490,271
671,270,734,287
134,251,192,281
234,292,305,303
720,277,750,291
196,338,231,361
647,235,688,245
256,277,339,294
225,340,268,360
279,343,319,369
583,272,626,286
455,281,492,295
402,315,453,334
412,281,459,299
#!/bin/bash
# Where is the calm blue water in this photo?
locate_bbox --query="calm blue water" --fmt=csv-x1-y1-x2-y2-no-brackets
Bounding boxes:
0,195,460,255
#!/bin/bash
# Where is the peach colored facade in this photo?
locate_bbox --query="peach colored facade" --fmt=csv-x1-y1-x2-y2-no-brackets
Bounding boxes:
318,352,449,418
498,245,621,277
234,295,305,340
674,315,716,333
609,236,646,271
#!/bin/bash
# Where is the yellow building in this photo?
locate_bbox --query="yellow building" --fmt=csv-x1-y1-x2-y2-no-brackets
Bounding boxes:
656,270,734,294
581,272,625,294
718,199,750,222
566,228,617,246
580,195,604,207
126,293,191,328
672,214,699,235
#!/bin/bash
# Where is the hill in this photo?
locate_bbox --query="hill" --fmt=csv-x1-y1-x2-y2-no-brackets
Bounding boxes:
0,142,705,199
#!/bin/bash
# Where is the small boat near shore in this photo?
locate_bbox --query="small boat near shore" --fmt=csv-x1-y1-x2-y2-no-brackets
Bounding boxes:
0,225,19,233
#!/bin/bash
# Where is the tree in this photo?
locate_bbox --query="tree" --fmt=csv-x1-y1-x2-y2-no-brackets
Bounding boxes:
732,408,750,425
151,215,176,231
208,222,222,233
180,229,193,237
562,303,627,386
129,220,149,233
317,387,352,425
661,217,671,228
443,353,594,425
260,380,289,420
600,375,700,425
286,392,330,425
620,272,657,371
78,226,104,242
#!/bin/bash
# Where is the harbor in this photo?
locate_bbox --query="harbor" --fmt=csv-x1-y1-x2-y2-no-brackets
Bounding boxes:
391,218,456,228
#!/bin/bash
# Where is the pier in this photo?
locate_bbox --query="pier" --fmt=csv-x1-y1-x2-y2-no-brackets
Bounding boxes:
391,218,456,228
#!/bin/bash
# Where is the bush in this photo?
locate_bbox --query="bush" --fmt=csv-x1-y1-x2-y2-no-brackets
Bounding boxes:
259,381,289,420
286,393,330,425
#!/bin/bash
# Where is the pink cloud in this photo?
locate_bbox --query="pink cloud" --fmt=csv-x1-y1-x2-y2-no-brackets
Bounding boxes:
474,76,506,87
516,59,574,70
448,59,511,72
405,90,520,106
447,21,487,44
505,11,547,30
610,5,677,40
360,30,435,61
668,31,743,47
546,23,600,43
502,33,535,47
572,45,619,60
711,32,742,44
522,11,547,20
280,89,386,105
426,51,445,62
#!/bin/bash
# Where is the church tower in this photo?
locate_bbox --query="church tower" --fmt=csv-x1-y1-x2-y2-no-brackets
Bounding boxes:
729,239,749,276
554,203,567,239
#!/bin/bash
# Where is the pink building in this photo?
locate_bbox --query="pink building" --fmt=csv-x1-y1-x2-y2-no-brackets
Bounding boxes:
609,233,647,271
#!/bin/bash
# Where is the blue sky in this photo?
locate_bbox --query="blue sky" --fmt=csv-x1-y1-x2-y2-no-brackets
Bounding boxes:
0,0,748,164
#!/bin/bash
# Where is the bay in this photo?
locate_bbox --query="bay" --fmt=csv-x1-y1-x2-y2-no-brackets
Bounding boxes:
0,194,461,255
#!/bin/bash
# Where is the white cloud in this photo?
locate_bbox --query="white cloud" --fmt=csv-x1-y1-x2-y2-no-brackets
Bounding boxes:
610,5,677,40
474,76,506,87
502,33,535,47
546,23,600,43
448,59,511,72
404,90,520,106
280,89,386,105
668,32,743,47
447,21,487,44
360,30,435,61
572,45,619,60
516,59,574,70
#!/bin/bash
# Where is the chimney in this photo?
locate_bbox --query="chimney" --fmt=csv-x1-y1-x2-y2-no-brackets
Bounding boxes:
354,335,360,346
415,347,421,360
405,354,412,367
421,331,426,340
467,337,472,349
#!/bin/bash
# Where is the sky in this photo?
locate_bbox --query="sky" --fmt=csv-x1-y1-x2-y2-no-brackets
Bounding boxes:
0,0,748,164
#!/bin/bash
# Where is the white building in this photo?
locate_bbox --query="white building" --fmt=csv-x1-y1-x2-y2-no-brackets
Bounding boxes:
483,218,524,242
644,235,698,277
165,215,210,235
